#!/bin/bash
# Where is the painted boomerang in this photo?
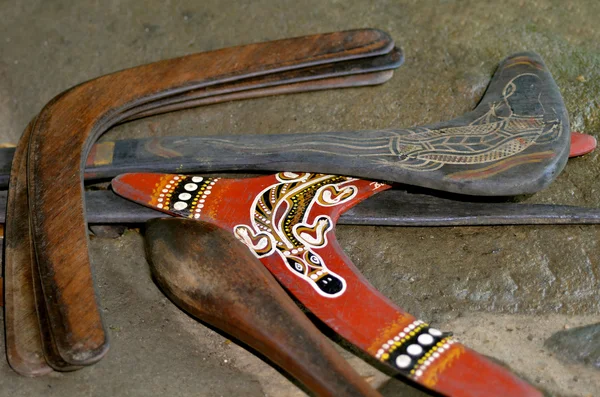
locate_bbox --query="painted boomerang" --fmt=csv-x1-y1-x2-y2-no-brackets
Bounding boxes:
113,172,541,397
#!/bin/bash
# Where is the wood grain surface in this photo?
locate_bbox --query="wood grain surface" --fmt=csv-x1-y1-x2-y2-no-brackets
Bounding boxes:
146,218,381,397
3,120,53,376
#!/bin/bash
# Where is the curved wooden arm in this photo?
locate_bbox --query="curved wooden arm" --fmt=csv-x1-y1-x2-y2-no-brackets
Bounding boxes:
121,47,402,122
146,219,381,397
5,69,397,376
0,48,402,189
23,29,393,366
4,120,55,376
5,120,83,374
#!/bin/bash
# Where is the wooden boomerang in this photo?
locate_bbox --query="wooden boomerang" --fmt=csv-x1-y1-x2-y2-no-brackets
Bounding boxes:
31,51,571,198
9,68,394,372
6,29,397,370
112,171,542,397
0,129,590,189
146,219,381,397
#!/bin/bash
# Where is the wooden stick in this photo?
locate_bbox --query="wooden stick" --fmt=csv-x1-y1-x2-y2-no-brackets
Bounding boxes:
146,218,381,397
2,183,600,230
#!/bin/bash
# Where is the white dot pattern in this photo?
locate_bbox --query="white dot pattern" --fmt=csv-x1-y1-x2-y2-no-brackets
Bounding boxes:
429,328,442,337
156,175,219,219
406,344,423,356
373,319,457,381
395,354,411,368
173,201,187,210
417,334,434,346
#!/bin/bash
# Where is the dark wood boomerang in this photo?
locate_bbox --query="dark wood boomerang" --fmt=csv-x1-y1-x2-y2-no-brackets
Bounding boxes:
0,130,589,189
7,29,398,370
78,52,569,197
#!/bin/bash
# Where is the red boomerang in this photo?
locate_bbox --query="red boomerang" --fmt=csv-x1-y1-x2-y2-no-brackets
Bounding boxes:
112,171,541,397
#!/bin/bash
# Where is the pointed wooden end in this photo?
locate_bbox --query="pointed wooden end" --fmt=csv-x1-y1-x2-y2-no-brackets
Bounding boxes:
569,132,597,157
111,173,178,204
429,346,543,397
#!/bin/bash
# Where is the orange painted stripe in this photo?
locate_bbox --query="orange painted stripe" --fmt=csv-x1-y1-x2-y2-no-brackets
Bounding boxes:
367,313,415,354
420,343,466,388
447,151,554,181
504,56,543,70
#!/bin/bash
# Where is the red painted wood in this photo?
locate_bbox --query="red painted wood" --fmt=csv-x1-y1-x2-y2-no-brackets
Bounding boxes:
569,132,597,157
112,172,541,397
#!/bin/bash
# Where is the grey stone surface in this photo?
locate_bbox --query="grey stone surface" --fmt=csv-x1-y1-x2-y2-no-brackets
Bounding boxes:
1,0,599,396
545,323,600,370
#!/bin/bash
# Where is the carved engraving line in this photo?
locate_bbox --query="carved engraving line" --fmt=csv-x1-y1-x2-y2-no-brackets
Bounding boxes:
174,72,562,179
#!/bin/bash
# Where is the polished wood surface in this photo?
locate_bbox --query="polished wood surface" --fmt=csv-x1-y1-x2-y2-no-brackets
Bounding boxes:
146,218,381,397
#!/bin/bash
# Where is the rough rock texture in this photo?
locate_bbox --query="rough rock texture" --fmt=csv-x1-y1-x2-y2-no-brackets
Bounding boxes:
545,323,600,370
1,1,599,396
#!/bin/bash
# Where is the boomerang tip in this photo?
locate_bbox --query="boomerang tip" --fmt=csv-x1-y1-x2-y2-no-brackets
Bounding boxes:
112,173,177,205
430,345,542,397
570,132,597,157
